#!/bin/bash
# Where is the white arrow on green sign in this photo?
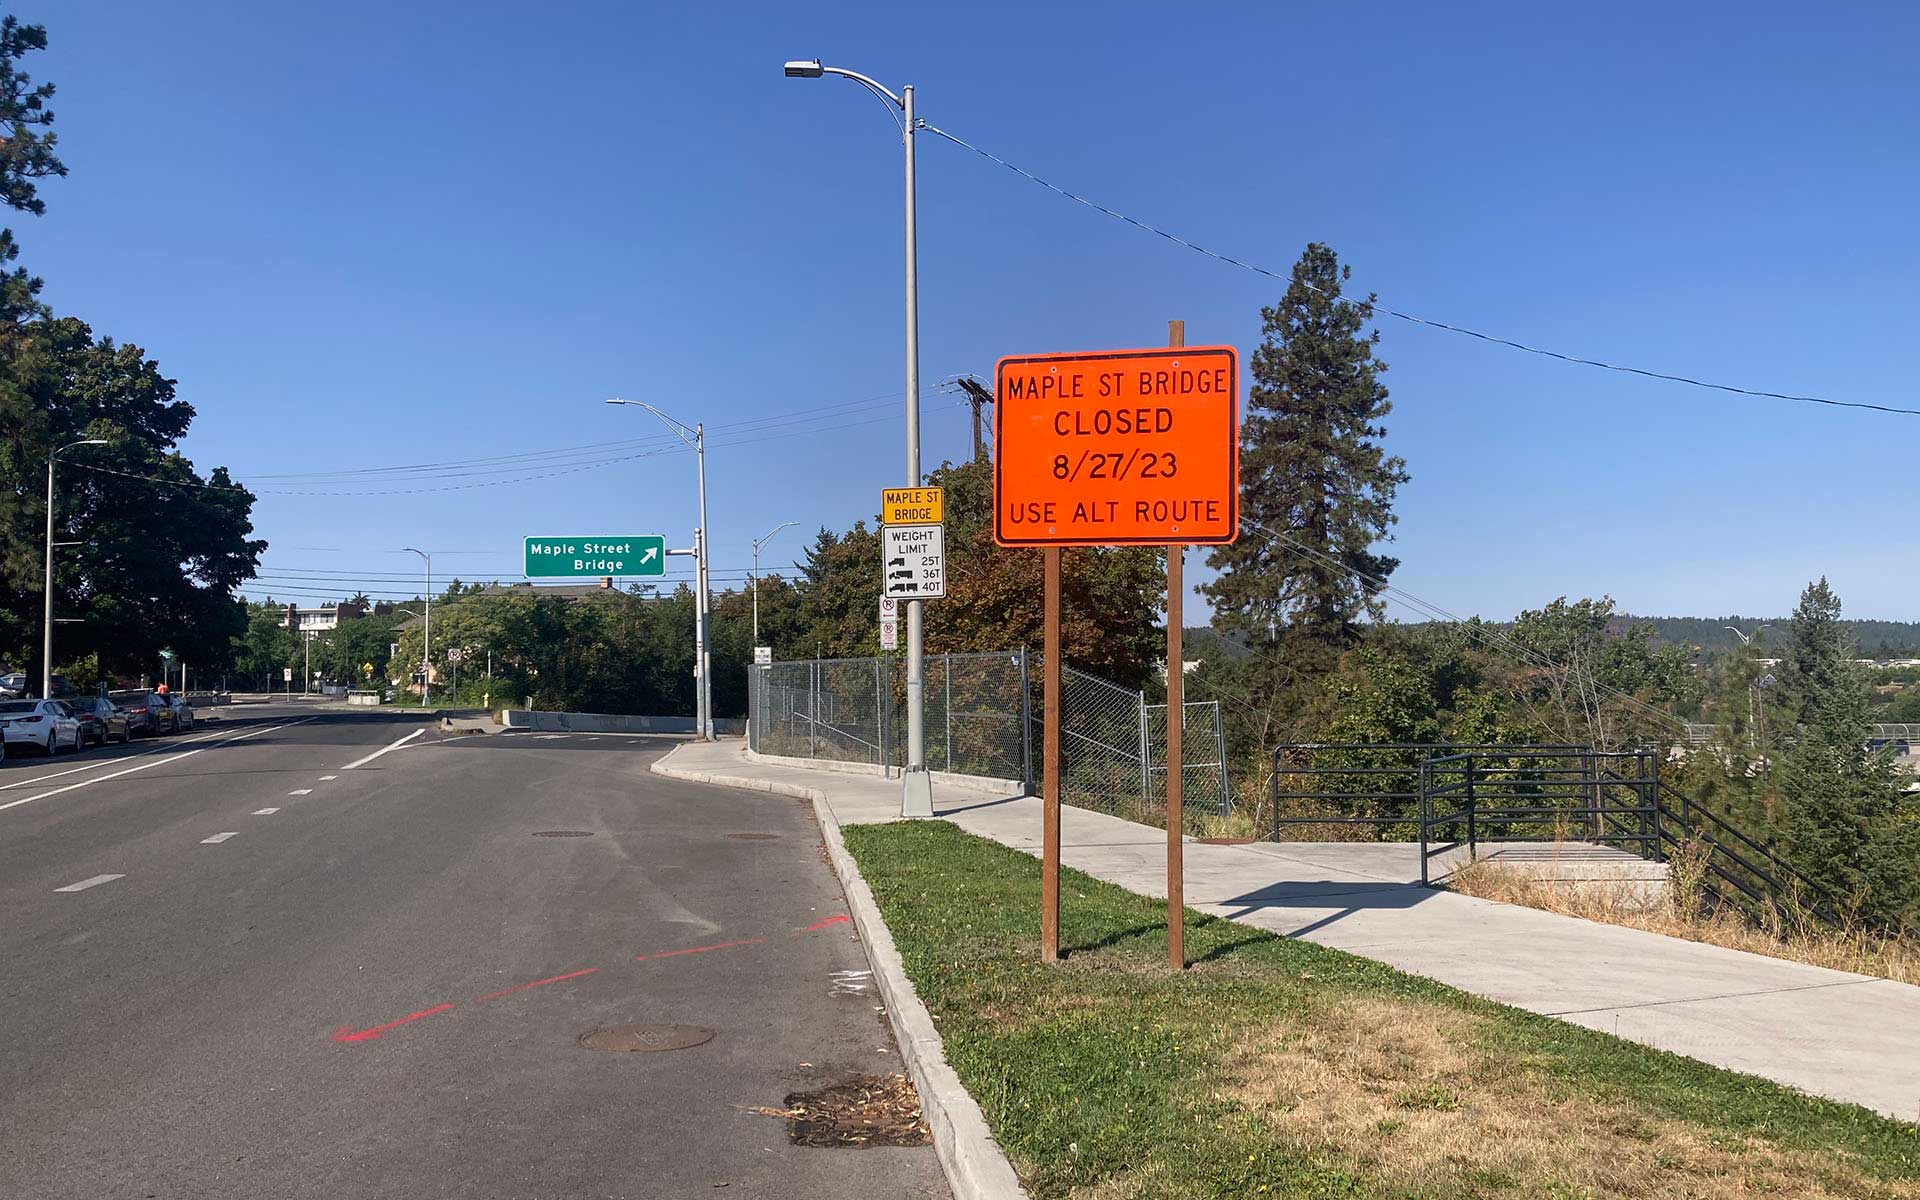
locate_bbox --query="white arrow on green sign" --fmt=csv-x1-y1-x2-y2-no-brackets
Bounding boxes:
523,535,666,578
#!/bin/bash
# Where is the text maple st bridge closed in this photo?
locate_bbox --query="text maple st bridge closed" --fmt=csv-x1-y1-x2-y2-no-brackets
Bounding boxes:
994,346,1238,546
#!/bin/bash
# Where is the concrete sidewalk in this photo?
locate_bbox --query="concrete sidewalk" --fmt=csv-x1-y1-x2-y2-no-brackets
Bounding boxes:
657,740,1920,1122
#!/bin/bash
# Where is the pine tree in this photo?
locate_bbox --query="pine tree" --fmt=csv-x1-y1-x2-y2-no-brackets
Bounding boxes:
1775,578,1917,929
1200,243,1408,744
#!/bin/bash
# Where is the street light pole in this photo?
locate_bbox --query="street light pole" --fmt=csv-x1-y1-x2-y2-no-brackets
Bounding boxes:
605,398,713,739
43,438,108,699
751,521,799,647
405,548,432,702
785,57,933,817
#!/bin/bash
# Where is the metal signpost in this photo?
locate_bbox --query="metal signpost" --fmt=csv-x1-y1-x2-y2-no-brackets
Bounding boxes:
878,487,942,814
523,536,666,579
994,329,1238,968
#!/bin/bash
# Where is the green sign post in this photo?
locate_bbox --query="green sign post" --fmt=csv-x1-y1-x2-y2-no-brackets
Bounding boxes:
523,535,666,579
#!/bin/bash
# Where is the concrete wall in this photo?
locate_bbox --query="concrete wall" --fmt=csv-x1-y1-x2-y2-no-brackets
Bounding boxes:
501,709,746,736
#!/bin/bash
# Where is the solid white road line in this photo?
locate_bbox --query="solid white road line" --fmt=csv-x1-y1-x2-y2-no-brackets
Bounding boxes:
54,873,125,893
341,728,424,770
0,727,226,793
200,832,238,844
0,717,321,816
288,789,312,796
252,807,279,815
318,774,337,780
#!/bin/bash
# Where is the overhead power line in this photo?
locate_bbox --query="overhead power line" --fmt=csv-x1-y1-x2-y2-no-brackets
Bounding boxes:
921,123,1920,420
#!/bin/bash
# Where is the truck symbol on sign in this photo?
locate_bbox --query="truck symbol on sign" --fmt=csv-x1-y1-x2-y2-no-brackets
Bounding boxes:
886,556,906,567
887,568,915,581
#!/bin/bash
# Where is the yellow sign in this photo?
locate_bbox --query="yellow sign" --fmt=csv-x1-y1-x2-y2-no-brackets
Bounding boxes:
881,486,943,525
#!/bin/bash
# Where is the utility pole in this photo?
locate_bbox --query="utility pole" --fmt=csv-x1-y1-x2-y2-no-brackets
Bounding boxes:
955,376,994,462
783,57,931,817
42,439,108,699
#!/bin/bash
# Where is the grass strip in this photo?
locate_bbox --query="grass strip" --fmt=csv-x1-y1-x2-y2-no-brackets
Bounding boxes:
844,820,1920,1199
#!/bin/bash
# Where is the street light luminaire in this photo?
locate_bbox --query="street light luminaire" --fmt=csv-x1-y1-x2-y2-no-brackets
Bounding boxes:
784,59,824,78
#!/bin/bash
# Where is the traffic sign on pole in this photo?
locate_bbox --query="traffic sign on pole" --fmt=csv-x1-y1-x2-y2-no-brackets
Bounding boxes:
993,345,1238,546
881,486,943,525
882,525,945,599
523,535,666,578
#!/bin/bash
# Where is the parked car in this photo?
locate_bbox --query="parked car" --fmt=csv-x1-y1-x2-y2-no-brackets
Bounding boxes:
0,699,84,755
72,695,132,746
121,694,164,737
157,693,196,732
0,673,72,699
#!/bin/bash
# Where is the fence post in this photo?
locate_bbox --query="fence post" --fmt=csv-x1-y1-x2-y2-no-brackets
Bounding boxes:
809,658,820,759
1018,648,1033,796
875,656,887,774
1138,693,1151,805
1465,756,1478,863
944,652,953,773
1212,701,1229,816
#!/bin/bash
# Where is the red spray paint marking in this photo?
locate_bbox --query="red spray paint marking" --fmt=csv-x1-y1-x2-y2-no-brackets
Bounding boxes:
637,937,767,962
474,967,600,1003
794,914,850,934
331,1002,455,1044
335,915,851,1045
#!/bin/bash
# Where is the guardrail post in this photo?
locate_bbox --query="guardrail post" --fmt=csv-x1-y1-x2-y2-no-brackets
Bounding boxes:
1464,755,1478,863
1649,751,1665,863
1419,759,1431,885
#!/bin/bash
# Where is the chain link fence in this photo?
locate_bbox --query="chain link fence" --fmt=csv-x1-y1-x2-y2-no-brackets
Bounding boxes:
748,649,1229,830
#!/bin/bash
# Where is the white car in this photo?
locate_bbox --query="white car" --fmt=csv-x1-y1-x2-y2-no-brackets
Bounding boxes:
0,699,84,755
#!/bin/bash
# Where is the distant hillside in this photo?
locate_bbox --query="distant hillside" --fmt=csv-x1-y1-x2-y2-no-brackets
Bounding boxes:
1616,615,1920,658
1185,618,1920,660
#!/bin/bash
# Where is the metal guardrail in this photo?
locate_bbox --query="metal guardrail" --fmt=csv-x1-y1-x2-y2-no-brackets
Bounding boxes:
1269,743,1587,834
1416,749,1661,884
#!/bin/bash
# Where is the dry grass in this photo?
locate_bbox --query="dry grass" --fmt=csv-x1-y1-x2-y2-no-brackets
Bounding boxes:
1447,852,1920,987
1226,994,1920,1199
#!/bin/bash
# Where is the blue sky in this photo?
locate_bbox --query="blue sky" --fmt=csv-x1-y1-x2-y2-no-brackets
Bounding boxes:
20,1,1919,621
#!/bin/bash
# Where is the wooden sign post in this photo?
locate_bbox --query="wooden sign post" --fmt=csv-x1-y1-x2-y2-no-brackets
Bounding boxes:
994,331,1238,968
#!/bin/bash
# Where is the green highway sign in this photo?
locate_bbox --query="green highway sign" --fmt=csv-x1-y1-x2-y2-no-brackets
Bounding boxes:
523,535,666,578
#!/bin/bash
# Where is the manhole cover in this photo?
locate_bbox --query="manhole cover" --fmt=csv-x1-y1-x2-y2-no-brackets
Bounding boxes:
726,832,779,841
532,830,595,838
579,1024,715,1053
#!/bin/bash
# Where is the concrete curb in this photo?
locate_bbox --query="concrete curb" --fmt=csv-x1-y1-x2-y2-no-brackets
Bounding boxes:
743,746,1026,798
652,745,1031,1200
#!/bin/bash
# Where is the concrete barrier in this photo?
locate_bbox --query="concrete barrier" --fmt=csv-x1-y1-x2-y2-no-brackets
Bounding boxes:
500,709,746,736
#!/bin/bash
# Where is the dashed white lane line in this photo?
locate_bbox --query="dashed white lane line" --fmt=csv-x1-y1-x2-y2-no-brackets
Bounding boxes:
288,789,312,796
252,807,279,815
0,717,321,816
55,873,125,893
319,775,337,780
342,728,425,770
200,832,239,844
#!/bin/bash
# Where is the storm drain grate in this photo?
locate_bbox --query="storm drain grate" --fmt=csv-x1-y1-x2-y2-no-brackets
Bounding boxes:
579,1024,715,1052
532,830,595,838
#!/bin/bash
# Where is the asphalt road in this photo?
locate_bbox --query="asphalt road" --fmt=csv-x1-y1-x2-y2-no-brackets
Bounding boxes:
0,703,949,1199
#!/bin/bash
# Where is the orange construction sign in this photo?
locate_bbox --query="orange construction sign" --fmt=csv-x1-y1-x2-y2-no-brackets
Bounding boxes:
993,346,1239,546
